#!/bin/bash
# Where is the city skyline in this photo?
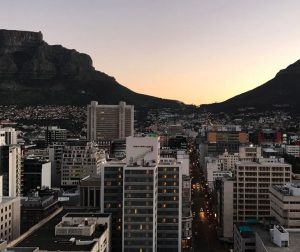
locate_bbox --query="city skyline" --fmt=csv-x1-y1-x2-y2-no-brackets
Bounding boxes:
2,0,300,104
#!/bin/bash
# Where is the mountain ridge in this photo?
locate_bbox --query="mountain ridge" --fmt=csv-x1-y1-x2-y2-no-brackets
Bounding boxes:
0,29,184,108
200,59,300,112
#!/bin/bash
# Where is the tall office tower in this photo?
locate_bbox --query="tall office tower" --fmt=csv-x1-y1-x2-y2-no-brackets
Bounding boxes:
81,136,185,252
0,145,21,197
0,175,21,242
102,161,125,252
45,126,67,145
157,158,182,251
181,175,192,250
124,137,159,252
87,101,134,141
234,157,292,223
61,141,106,186
22,156,52,195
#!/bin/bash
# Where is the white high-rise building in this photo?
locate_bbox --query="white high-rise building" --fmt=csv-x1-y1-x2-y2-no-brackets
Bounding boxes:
0,127,17,145
87,101,134,141
79,137,186,251
123,136,182,251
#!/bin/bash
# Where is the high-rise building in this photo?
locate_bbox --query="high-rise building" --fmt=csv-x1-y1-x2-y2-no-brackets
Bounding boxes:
181,175,192,250
80,136,187,251
0,127,17,145
234,157,292,223
61,141,106,186
45,126,67,145
101,161,125,252
22,156,52,195
87,101,134,141
157,158,182,251
0,145,21,197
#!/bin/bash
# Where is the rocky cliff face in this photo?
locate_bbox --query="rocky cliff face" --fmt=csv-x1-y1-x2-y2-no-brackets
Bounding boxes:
0,29,182,108
0,29,43,54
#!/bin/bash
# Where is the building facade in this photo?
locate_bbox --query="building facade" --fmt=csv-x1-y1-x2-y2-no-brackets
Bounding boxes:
61,141,105,186
87,101,134,141
0,145,21,197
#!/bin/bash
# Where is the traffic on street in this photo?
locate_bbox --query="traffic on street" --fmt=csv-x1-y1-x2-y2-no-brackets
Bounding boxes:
189,142,230,252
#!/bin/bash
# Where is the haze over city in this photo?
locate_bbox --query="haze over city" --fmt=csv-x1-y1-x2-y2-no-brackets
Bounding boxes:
2,0,300,104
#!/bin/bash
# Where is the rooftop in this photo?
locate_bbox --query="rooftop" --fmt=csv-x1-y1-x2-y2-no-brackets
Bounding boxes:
254,227,300,252
15,210,108,251
272,183,300,197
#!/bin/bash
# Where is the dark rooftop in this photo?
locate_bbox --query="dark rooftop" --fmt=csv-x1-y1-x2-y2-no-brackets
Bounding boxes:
16,210,108,251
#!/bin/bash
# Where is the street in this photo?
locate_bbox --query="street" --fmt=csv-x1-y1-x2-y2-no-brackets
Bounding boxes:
189,144,229,252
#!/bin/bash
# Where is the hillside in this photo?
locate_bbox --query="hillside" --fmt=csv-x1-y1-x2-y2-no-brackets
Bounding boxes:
0,29,184,108
201,60,300,112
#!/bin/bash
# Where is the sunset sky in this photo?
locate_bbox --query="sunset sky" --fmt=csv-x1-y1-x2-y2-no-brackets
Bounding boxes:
2,0,300,105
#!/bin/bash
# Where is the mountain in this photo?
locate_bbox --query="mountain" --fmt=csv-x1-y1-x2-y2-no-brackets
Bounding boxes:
0,29,184,108
201,60,300,112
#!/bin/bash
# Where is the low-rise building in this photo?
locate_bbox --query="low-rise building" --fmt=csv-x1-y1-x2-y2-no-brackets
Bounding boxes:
16,211,111,252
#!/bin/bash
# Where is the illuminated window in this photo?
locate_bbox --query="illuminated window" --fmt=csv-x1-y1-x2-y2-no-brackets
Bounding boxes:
163,189,167,193
135,209,138,214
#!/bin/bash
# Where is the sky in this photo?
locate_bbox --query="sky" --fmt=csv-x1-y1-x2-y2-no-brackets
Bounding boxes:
1,0,300,105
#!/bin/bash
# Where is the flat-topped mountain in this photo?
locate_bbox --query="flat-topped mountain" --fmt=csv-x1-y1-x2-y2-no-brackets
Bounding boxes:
0,29,183,108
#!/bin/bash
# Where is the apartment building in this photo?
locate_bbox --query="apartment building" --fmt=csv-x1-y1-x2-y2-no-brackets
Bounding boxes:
234,157,292,222
87,101,134,141
270,183,300,228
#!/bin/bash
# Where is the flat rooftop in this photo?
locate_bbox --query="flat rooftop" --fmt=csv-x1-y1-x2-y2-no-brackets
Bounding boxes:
16,210,108,251
253,227,300,252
